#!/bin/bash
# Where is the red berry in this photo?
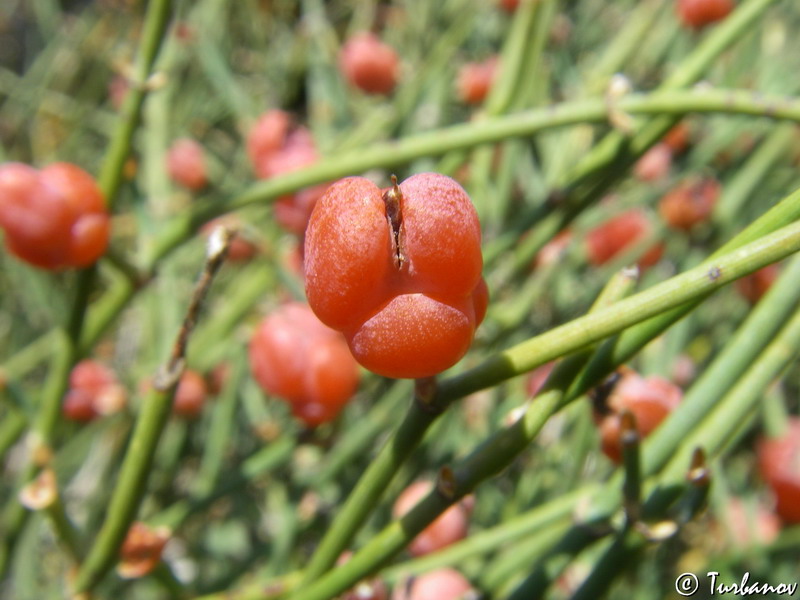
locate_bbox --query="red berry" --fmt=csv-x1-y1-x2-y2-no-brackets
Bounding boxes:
658,177,721,231
63,360,127,422
339,33,400,95
173,369,208,419
534,231,572,269
735,263,779,304
393,481,472,557
392,569,474,600
247,110,292,173
0,162,109,270
166,138,207,191
248,302,360,426
634,144,672,182
585,209,663,268
595,370,682,464
757,417,800,523
720,498,781,548
457,57,499,105
663,122,692,154
677,0,734,29
304,173,486,379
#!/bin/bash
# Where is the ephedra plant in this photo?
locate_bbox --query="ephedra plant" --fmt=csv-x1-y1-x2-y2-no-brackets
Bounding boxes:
0,0,799,599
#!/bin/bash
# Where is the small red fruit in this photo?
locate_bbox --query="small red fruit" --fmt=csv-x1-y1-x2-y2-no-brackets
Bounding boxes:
166,138,207,191
393,481,473,557
720,498,781,548
633,143,672,182
304,173,487,379
457,57,499,105
173,369,209,419
757,417,800,523
735,263,779,304
663,122,692,154
585,209,663,269
658,177,721,231
677,0,734,30
249,302,360,426
63,360,127,422
339,32,400,95
247,110,292,174
0,163,110,270
595,370,682,464
392,569,474,600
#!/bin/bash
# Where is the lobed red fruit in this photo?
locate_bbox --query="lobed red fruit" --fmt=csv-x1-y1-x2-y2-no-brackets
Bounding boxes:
456,57,499,105
304,173,487,379
63,360,127,422
0,162,110,270
658,177,721,231
735,263,779,304
634,143,672,182
392,569,474,600
757,417,800,523
585,209,663,269
595,370,682,464
339,32,400,96
173,369,209,419
166,138,207,191
249,302,360,426
677,0,734,30
393,480,473,557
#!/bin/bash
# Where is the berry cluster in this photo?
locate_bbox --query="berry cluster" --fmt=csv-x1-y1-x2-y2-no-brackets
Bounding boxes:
63,360,127,422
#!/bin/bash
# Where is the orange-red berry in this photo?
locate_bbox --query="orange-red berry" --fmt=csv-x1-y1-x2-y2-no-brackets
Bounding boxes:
634,144,672,182
0,162,109,270
457,57,499,105
63,360,126,422
595,370,682,464
392,569,474,600
735,263,779,304
757,417,800,524
677,0,734,29
118,522,171,579
339,33,399,96
304,173,487,379
166,138,207,191
393,481,472,557
249,303,360,426
585,209,663,269
658,177,721,231
173,369,209,419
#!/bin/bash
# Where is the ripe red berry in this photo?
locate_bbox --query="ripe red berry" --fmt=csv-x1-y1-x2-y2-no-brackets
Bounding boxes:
585,209,663,268
663,122,692,154
63,360,127,422
166,138,207,191
595,370,682,464
677,0,734,30
247,110,292,173
457,57,499,105
658,177,721,231
392,569,474,600
339,32,400,96
393,480,473,557
735,263,779,304
0,162,109,270
249,302,360,426
173,369,209,419
634,143,672,182
304,173,487,379
757,417,800,523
